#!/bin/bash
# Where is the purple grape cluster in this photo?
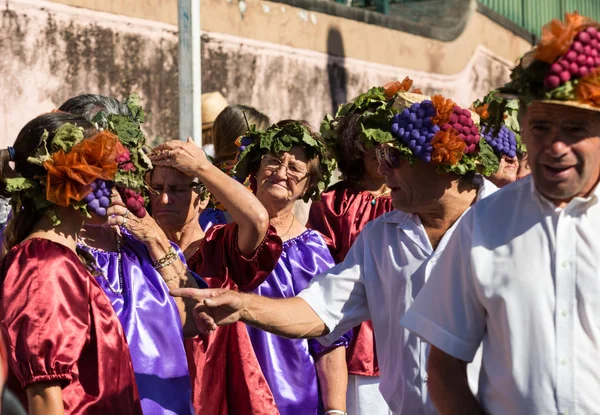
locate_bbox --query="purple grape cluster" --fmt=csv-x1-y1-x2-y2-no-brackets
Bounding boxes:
545,26,600,89
83,179,112,217
390,100,440,162
482,124,517,159
238,136,252,152
440,106,481,155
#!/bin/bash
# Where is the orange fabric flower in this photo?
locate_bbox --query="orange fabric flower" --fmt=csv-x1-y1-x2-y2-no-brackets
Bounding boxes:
473,103,489,120
43,131,120,207
383,77,417,98
431,95,456,126
534,12,596,64
431,129,465,166
576,69,600,107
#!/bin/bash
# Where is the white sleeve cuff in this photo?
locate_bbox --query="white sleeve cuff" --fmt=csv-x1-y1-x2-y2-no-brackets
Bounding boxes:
297,292,343,347
401,309,479,363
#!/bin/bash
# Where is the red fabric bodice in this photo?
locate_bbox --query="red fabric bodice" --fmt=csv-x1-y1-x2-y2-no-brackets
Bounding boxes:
185,223,282,415
308,181,393,377
1,239,142,414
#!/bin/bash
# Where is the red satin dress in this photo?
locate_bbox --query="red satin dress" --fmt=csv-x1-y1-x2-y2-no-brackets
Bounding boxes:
308,181,393,377
185,223,282,415
0,238,142,414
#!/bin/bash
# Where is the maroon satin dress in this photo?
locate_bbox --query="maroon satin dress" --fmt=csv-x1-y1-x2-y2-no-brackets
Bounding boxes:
185,223,282,415
308,181,393,377
1,239,142,414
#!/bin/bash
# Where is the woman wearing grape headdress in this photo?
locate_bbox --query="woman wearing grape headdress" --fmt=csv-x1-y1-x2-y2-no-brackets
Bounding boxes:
0,112,141,414
219,119,349,415
473,91,527,187
59,94,200,415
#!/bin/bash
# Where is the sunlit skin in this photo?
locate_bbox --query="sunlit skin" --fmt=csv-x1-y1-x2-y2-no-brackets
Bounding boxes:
489,155,519,188
521,102,600,207
255,146,310,210
149,166,208,231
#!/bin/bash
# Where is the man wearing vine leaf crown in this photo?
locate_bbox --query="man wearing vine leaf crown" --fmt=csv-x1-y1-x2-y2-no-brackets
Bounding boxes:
171,80,502,414
400,12,600,415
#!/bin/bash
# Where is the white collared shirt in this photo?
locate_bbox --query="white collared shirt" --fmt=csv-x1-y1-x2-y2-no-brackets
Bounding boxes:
401,175,600,415
298,178,497,414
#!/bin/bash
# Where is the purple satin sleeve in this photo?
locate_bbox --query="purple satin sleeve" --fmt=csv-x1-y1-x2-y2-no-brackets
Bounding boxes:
79,231,194,415
247,230,344,415
199,207,229,232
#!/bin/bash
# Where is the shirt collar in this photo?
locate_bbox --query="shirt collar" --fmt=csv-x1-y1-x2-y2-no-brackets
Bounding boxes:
530,175,600,212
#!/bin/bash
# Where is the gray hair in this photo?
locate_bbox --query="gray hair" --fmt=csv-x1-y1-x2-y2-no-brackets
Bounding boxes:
58,93,132,120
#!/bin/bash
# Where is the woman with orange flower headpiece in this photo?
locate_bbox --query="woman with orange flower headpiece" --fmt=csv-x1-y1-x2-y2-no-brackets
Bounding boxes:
0,113,141,414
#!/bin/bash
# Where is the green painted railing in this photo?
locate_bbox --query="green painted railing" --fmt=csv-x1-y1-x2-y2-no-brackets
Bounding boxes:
479,0,600,36
343,0,600,37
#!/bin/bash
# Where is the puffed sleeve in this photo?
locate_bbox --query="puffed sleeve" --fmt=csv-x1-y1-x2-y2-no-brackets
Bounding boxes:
1,240,91,388
400,209,486,363
195,223,282,291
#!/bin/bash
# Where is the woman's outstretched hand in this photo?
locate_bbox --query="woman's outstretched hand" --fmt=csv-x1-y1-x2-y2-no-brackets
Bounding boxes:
150,138,211,177
170,288,246,334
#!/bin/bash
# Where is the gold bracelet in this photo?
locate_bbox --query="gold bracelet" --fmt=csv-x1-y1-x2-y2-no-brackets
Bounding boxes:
163,263,188,285
152,246,178,269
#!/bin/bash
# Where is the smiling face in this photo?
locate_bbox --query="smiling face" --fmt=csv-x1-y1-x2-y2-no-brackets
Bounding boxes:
255,146,310,209
489,155,519,188
149,166,208,230
521,102,600,206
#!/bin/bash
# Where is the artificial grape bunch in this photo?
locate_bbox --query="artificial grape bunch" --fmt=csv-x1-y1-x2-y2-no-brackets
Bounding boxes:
83,179,112,217
440,106,480,155
391,100,440,163
118,187,147,218
544,26,600,89
115,148,135,171
482,124,518,159
238,136,252,152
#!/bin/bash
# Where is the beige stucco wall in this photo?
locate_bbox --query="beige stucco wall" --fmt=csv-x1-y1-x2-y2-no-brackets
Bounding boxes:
1,0,532,148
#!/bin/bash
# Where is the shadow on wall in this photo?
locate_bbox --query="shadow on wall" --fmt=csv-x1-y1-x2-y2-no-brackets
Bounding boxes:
327,27,347,115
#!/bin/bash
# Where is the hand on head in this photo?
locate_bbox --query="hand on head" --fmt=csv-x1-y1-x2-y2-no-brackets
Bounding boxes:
170,288,245,334
150,138,211,177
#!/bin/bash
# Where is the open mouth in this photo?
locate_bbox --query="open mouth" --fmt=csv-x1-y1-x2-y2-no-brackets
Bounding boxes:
542,164,574,179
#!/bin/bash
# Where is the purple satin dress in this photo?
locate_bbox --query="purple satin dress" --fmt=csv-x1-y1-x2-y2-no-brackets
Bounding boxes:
199,207,229,231
246,229,350,415
79,230,194,415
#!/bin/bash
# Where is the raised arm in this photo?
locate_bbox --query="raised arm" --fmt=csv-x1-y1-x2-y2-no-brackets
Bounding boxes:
427,346,483,415
171,288,328,339
150,139,269,255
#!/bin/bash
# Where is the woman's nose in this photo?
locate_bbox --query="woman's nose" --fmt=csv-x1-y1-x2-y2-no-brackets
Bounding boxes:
275,164,288,180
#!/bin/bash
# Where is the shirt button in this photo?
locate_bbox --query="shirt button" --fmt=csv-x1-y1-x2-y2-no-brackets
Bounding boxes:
561,309,569,317
561,411,569,415
561,260,570,268
561,358,570,366
423,374,428,383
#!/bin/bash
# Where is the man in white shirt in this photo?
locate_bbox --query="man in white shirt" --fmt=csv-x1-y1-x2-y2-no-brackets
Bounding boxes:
400,14,600,415
172,87,499,414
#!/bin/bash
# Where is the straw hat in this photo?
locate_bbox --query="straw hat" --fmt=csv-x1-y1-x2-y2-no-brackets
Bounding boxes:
201,92,228,126
498,12,600,113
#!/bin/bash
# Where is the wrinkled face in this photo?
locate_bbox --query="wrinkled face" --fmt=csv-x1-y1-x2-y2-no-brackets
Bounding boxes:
256,146,310,207
521,102,600,206
149,166,207,230
376,145,449,213
489,155,519,188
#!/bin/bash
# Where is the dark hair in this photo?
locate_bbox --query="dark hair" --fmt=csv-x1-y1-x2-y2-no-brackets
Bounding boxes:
335,112,367,183
213,105,270,165
59,94,132,120
273,119,325,197
0,113,96,256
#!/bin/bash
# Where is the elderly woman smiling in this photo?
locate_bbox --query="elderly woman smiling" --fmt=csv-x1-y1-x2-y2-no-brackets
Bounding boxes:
222,120,350,415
